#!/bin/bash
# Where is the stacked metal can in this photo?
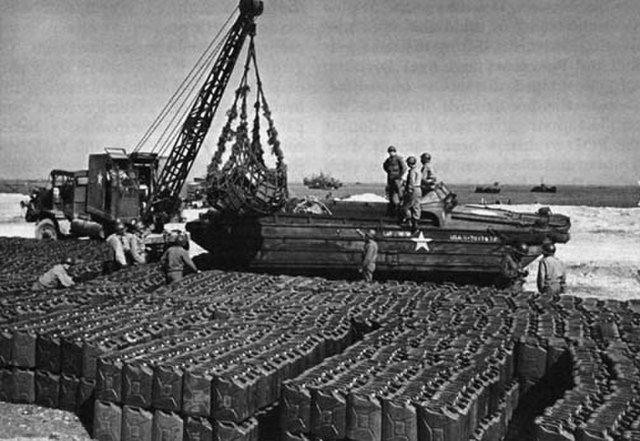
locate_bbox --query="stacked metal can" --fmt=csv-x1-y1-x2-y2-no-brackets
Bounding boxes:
1,237,640,441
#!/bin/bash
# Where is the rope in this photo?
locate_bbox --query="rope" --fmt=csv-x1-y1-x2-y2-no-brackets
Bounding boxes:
205,33,288,215
154,22,235,157
133,6,238,153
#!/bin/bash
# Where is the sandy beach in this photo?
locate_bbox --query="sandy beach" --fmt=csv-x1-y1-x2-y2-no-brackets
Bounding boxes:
3,193,638,300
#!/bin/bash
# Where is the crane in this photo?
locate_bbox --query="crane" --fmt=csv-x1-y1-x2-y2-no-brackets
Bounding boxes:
24,0,286,241
145,0,266,225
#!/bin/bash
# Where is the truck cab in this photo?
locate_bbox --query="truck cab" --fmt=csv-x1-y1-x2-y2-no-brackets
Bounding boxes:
27,149,160,240
86,148,158,225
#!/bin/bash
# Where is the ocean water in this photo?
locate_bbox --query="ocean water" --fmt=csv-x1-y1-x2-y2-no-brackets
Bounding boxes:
289,183,640,208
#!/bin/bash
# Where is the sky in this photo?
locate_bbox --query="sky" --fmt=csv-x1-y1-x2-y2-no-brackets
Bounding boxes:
1,0,639,185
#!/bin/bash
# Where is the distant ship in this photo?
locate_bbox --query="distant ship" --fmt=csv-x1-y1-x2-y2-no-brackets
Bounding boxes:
474,182,501,194
531,182,557,193
303,172,343,190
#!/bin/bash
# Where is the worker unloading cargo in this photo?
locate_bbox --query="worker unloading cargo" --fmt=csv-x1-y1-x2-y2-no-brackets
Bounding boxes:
32,257,77,290
127,218,148,264
105,220,145,271
160,234,200,284
537,243,567,296
357,229,378,282
498,243,529,290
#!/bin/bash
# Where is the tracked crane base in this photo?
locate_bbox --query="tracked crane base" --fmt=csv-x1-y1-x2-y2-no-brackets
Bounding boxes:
1,237,639,441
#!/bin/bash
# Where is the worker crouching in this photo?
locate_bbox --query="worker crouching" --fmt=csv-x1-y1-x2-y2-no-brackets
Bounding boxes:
32,257,77,290
160,234,201,284
105,220,145,272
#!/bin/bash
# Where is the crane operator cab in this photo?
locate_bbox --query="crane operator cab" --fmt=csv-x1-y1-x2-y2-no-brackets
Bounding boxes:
86,148,159,226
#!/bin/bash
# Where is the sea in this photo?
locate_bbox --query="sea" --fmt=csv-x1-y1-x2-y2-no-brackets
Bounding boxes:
288,183,640,208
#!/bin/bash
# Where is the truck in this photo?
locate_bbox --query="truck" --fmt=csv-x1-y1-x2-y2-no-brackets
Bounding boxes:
24,149,159,240
23,0,266,245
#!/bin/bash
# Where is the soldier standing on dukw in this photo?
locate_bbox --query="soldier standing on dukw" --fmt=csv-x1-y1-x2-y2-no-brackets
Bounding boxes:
420,152,437,195
382,145,407,217
403,156,422,232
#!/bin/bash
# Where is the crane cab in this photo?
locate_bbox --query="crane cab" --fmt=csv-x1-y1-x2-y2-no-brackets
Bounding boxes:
86,148,159,225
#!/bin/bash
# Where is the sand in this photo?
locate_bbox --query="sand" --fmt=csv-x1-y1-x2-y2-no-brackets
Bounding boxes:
2,194,638,300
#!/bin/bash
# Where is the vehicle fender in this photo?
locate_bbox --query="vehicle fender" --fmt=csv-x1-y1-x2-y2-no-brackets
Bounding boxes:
35,218,59,240
57,218,72,236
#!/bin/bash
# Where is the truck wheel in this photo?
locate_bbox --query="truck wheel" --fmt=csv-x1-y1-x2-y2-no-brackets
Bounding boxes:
36,219,58,240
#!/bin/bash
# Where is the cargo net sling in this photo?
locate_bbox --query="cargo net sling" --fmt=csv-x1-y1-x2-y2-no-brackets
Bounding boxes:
206,35,288,215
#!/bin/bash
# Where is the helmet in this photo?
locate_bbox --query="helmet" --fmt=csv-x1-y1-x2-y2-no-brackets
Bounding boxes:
114,220,125,232
406,156,417,166
178,234,190,249
538,207,552,217
129,218,143,232
421,152,431,161
542,243,556,255
387,145,397,153
514,243,529,256
62,257,77,266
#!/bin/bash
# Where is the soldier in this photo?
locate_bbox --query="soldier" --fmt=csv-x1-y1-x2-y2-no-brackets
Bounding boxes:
420,152,437,194
106,219,145,271
382,145,407,216
537,243,567,296
127,219,148,264
403,156,422,231
160,234,200,284
32,257,76,290
498,243,529,290
357,230,378,283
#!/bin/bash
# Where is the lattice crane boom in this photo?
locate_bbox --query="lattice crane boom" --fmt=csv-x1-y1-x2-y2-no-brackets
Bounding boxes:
148,0,264,221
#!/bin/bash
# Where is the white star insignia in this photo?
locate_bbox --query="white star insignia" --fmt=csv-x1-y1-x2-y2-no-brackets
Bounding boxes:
411,231,432,252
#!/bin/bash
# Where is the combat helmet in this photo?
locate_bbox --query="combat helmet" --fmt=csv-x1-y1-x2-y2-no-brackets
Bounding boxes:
542,242,556,255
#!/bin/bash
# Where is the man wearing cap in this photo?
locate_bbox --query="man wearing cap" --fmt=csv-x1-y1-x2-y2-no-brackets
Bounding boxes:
537,243,566,295
420,152,437,194
32,257,76,290
382,145,407,216
403,156,422,231
106,220,145,270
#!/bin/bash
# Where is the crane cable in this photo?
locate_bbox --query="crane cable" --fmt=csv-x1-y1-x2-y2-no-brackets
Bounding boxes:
153,24,234,159
152,19,237,159
133,6,238,154
133,7,237,154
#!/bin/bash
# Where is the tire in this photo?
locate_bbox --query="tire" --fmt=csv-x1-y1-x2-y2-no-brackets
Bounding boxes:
35,219,58,240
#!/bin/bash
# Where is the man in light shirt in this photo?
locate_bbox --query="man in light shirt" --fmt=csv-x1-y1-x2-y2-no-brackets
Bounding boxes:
537,243,567,295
